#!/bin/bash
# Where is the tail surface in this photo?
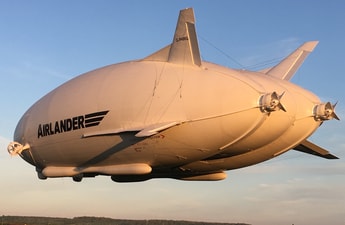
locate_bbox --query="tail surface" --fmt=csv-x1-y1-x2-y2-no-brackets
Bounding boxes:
143,8,202,67
265,41,318,80
293,139,338,159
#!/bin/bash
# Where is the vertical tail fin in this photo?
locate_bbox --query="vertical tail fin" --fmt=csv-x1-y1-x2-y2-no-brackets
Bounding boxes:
143,8,202,67
265,41,318,80
168,8,201,66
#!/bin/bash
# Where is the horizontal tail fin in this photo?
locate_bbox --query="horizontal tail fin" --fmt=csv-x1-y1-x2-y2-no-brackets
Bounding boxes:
265,41,318,80
293,139,338,159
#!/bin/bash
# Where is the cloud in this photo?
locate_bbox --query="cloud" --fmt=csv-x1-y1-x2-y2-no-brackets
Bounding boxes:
0,135,11,158
242,176,345,225
0,60,71,83
239,37,302,70
21,61,72,81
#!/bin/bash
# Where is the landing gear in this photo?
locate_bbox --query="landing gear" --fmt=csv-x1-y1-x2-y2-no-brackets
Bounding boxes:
36,168,47,180
72,174,83,182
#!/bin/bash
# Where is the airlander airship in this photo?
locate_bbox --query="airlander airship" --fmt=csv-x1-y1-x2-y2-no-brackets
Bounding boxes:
7,8,339,182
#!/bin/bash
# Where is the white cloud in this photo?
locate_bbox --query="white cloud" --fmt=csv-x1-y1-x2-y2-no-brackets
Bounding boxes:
239,37,302,70
240,175,345,225
0,135,11,158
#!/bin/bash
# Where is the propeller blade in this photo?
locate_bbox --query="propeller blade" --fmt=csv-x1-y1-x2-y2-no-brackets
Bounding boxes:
314,101,340,121
260,91,287,112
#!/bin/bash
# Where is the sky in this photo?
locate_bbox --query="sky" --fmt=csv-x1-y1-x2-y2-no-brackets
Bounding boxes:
1,1,345,225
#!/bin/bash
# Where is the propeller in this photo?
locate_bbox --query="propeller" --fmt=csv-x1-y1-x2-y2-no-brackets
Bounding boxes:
314,102,340,121
260,91,287,113
7,142,30,156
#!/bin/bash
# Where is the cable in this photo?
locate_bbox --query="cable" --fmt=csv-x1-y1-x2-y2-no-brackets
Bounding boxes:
199,35,246,69
199,35,286,71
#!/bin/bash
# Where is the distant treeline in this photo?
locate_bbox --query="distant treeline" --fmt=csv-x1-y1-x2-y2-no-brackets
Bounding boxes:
1,216,251,225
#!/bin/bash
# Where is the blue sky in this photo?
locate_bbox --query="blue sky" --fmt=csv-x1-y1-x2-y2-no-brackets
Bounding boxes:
1,1,345,225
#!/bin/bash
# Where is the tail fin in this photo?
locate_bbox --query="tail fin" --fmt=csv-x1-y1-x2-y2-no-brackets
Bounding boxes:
143,8,202,67
293,139,338,159
265,41,318,80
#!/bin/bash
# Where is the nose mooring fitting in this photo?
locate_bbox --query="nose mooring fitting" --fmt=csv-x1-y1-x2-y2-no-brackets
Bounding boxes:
7,142,30,156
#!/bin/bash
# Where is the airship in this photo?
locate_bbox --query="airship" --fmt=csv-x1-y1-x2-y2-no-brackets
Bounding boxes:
7,8,339,182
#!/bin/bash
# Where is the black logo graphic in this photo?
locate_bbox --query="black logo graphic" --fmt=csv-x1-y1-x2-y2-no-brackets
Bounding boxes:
37,110,109,138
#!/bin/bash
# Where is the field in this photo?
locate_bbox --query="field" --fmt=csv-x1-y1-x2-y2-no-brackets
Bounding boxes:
1,216,250,225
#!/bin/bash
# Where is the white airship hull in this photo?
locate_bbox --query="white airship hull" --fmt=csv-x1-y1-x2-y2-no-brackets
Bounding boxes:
14,61,321,178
